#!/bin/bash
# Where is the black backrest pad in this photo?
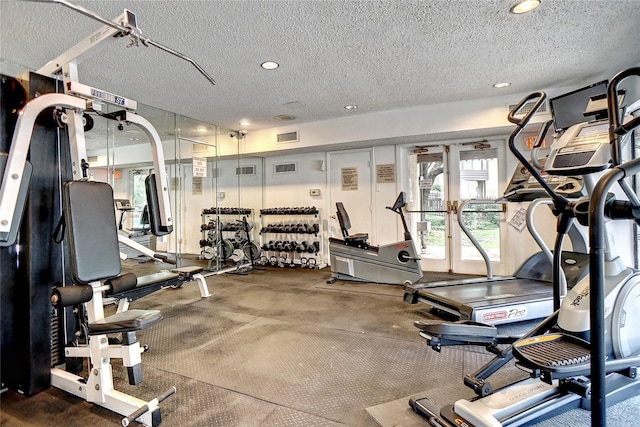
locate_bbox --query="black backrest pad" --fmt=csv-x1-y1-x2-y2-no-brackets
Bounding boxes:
145,174,171,236
63,181,121,284
335,202,351,237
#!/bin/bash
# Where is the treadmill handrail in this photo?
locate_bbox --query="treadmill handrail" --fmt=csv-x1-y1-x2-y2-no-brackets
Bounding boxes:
526,199,568,295
526,199,553,263
457,199,503,279
530,119,554,171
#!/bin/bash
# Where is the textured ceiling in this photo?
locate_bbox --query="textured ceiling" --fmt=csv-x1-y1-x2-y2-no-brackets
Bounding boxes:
1,0,639,132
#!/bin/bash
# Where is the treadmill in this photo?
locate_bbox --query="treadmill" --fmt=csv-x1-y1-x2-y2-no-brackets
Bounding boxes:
404,181,589,325
403,91,609,325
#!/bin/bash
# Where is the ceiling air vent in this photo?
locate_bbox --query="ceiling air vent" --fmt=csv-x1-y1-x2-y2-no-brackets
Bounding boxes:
274,162,298,174
508,100,548,117
87,155,98,163
236,165,256,176
276,130,299,144
192,143,209,152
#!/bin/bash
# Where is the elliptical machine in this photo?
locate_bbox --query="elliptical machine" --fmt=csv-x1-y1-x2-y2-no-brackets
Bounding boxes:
409,68,640,427
328,192,423,285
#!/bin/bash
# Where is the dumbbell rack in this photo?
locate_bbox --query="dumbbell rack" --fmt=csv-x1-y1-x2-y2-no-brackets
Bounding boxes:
259,206,323,269
200,207,254,271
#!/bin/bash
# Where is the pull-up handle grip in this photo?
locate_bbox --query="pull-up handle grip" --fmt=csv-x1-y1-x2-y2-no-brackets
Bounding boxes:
507,92,547,126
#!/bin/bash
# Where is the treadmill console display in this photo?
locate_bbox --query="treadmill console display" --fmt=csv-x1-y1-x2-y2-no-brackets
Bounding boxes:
503,160,583,202
546,121,610,176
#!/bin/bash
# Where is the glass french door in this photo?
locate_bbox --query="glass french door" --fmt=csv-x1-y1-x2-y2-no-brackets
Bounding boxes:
406,141,507,275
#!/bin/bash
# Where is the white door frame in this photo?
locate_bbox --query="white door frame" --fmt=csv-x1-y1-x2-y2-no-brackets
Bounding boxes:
399,138,508,276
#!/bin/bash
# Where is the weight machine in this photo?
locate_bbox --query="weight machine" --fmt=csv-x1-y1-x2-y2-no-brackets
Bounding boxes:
1,2,216,425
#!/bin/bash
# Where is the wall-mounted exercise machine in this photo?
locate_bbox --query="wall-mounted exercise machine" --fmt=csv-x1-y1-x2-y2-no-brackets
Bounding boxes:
328,192,423,285
409,68,640,427
0,4,216,425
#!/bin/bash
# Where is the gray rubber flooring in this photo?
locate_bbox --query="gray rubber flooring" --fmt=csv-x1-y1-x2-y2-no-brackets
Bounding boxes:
1,263,639,426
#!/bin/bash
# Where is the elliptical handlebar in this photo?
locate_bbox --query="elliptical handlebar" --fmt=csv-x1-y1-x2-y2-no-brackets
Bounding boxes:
508,92,569,208
589,67,640,427
508,91,547,126
608,67,640,166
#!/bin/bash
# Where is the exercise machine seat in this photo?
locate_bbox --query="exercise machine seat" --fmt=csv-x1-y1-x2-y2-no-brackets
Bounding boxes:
336,202,369,243
88,309,163,335
63,180,163,334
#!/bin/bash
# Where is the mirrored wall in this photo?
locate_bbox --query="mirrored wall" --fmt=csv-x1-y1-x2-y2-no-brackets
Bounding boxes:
2,58,264,271
85,103,264,269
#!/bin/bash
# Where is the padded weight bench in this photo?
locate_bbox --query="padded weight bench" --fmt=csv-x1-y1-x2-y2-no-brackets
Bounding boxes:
50,180,172,427
335,202,370,248
107,266,210,313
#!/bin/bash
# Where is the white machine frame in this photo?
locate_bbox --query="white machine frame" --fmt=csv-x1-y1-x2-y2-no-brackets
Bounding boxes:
0,4,200,424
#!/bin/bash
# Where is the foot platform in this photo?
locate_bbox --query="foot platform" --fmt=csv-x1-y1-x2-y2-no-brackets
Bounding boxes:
414,320,497,351
512,333,591,382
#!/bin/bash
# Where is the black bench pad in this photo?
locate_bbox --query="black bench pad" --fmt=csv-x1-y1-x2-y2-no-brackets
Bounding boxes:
137,271,180,287
171,266,204,276
109,272,180,301
89,309,162,335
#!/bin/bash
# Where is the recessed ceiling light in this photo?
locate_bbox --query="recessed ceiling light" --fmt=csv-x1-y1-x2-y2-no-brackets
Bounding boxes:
239,120,252,127
128,137,140,141
510,0,541,14
344,104,358,110
261,61,279,70
493,82,511,88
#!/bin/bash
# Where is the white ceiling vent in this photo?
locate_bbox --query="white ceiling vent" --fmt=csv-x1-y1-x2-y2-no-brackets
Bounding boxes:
507,99,548,117
87,155,98,163
276,130,299,144
274,162,298,174
236,165,256,176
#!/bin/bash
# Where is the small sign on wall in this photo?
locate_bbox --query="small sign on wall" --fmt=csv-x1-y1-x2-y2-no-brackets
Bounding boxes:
341,167,358,191
171,177,181,191
193,157,207,177
376,164,395,183
192,177,203,195
419,177,433,190
508,207,527,231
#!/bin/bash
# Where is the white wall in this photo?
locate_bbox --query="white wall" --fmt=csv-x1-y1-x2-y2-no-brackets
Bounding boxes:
85,87,638,272
242,91,549,155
